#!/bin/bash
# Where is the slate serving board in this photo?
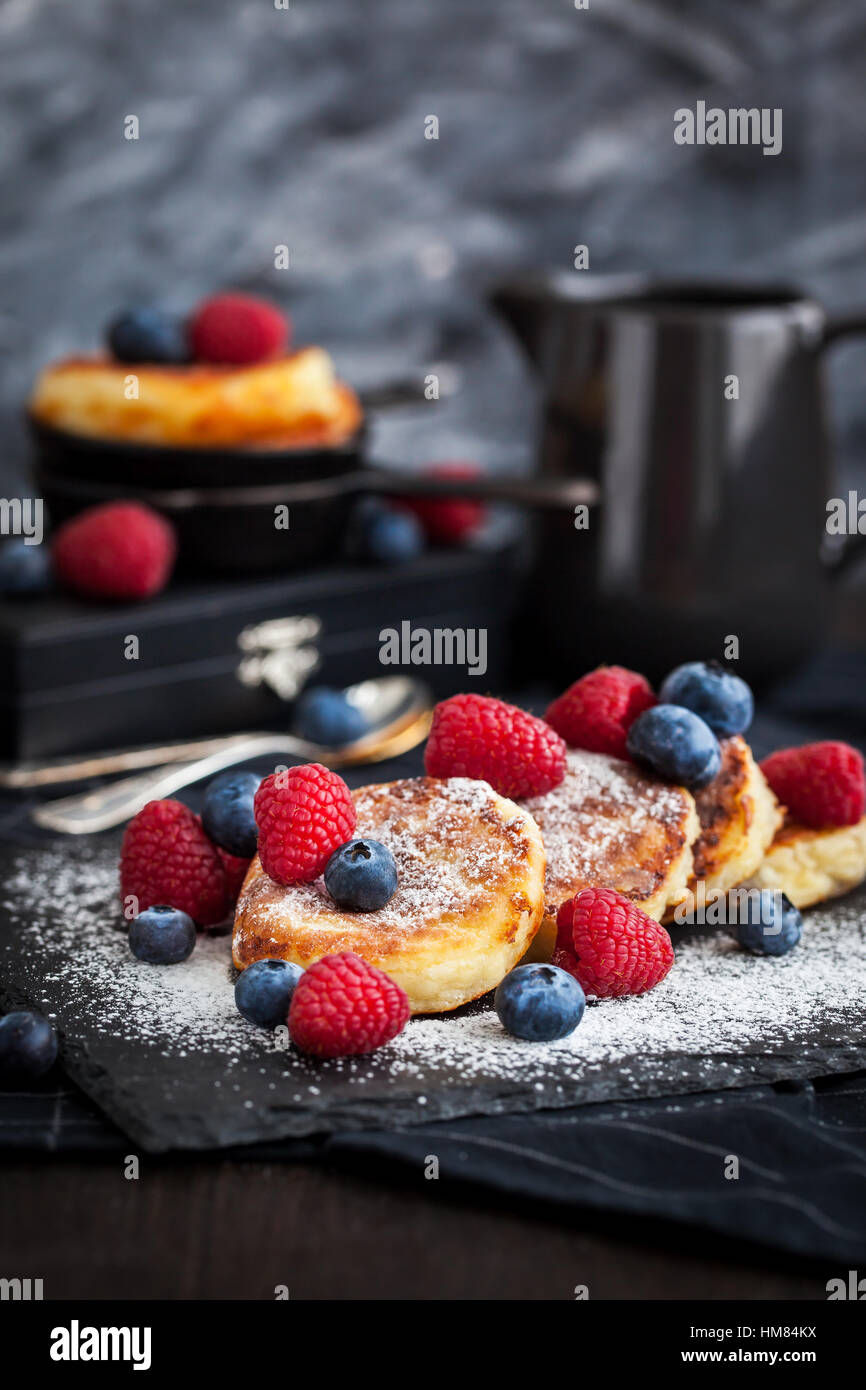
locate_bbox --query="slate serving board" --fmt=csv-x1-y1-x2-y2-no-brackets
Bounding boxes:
1,829,864,1154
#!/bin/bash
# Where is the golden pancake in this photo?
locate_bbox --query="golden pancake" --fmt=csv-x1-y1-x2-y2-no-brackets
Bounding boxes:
28,347,362,449
743,814,866,909
232,776,546,1015
665,736,783,921
519,749,699,961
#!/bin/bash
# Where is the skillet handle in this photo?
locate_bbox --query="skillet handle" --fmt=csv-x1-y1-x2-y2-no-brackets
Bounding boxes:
821,312,866,347
50,469,599,513
359,465,600,511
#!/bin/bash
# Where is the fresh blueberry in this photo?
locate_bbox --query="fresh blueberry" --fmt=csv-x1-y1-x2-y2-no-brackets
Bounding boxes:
0,539,52,595
325,838,398,912
494,964,586,1042
294,686,369,748
129,905,196,964
729,889,802,956
626,704,721,789
659,660,754,737
235,958,304,1029
201,770,260,858
359,503,425,565
106,307,190,364
0,1010,58,1082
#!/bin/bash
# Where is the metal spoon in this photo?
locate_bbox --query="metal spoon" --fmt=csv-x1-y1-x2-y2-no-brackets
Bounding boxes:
31,676,432,835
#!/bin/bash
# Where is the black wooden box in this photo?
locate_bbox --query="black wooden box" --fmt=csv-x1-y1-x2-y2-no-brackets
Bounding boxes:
0,548,520,761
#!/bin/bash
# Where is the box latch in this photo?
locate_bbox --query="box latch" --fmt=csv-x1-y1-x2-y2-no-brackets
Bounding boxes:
236,616,321,701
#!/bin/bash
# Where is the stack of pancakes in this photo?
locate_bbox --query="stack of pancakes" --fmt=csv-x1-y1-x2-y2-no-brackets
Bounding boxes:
233,728,866,1015
520,731,866,954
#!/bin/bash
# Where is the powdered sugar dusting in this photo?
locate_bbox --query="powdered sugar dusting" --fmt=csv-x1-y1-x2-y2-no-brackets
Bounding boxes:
241,775,531,934
523,749,691,902
1,843,864,1142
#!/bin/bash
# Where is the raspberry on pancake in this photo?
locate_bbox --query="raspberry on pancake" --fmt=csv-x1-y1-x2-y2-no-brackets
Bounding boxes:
760,741,865,829
254,765,356,887
189,293,289,366
425,693,566,799
545,666,656,760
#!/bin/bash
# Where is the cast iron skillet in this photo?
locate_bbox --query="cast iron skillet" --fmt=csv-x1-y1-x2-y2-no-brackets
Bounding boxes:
29,417,598,574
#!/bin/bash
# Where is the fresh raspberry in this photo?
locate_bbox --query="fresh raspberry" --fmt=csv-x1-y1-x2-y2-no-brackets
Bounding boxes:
553,887,674,999
218,848,252,904
189,293,289,365
398,463,486,544
254,763,356,886
53,501,176,600
424,693,566,799
545,666,656,760
288,951,410,1058
760,742,865,829
120,799,229,927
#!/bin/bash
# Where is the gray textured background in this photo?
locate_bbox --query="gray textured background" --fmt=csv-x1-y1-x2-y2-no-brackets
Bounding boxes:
2,0,866,489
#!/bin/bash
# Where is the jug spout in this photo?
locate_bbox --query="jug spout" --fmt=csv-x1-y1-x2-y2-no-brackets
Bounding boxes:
488,278,558,370
490,271,649,369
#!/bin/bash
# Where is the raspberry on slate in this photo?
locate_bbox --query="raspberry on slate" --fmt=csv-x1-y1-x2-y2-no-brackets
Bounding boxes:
120,799,230,927
424,692,566,799
53,501,176,601
553,887,674,999
254,763,357,887
189,293,289,365
288,951,410,1058
760,741,865,829
545,666,656,760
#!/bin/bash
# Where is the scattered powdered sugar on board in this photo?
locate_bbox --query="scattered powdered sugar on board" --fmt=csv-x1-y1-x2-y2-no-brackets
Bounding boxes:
0,839,864,1150
1,846,287,1063
393,901,866,1085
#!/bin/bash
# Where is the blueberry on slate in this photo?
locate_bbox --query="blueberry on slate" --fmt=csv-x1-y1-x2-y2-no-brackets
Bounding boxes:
325,839,398,912
235,958,304,1029
494,964,586,1042
294,686,369,748
0,1010,58,1082
659,660,754,738
360,503,425,565
0,539,52,595
201,770,260,858
626,704,721,789
106,307,190,365
129,905,196,964
730,889,802,956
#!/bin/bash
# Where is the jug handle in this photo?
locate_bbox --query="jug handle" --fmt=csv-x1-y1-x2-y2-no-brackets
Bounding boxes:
818,313,866,574
821,313,866,347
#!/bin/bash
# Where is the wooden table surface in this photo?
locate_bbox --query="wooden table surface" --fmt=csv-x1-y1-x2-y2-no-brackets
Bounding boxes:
2,1158,827,1300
